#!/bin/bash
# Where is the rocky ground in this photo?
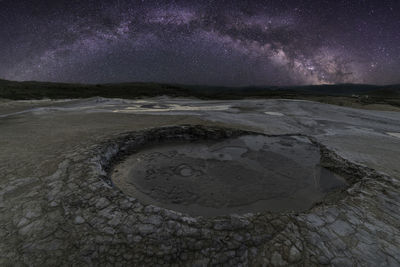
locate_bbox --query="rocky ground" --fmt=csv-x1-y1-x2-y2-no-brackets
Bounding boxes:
0,97,400,266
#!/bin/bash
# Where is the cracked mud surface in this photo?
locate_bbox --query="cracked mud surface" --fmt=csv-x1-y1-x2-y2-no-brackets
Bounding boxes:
1,98,400,266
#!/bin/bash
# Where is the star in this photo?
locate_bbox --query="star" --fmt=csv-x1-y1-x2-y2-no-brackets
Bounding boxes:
0,0,399,85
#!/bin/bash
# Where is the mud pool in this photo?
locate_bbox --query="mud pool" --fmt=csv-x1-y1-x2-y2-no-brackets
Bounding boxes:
112,135,347,216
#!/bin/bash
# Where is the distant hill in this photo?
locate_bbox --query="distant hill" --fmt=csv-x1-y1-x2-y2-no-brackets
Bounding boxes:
0,79,399,107
187,83,400,96
0,79,191,100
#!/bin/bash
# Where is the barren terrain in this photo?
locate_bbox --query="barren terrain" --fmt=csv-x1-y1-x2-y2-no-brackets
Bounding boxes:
1,97,400,266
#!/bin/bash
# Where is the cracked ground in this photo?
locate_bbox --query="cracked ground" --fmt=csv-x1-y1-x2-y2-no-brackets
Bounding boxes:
1,97,400,266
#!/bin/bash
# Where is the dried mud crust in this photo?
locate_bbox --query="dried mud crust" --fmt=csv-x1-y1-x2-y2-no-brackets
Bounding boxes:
78,125,398,266
2,124,399,266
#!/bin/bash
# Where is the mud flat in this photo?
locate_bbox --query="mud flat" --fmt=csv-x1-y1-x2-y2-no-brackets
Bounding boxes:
1,98,400,266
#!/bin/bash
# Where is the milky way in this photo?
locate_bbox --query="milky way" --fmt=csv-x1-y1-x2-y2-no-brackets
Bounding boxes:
1,0,399,86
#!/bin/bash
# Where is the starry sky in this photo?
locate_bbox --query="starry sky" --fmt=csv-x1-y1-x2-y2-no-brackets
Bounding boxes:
1,0,399,86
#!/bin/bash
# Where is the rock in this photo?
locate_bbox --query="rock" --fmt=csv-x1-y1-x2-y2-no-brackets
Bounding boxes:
305,214,325,227
192,258,209,266
49,201,59,207
288,246,301,262
233,233,244,242
108,216,121,227
133,235,142,242
318,256,331,264
270,251,287,266
138,224,155,235
74,216,85,224
213,220,232,231
95,198,110,209
119,199,133,210
123,253,133,260
17,217,29,227
101,226,115,235
178,225,198,236
24,206,42,219
181,216,197,225
329,219,355,237
146,215,163,226
331,257,353,267
18,220,44,236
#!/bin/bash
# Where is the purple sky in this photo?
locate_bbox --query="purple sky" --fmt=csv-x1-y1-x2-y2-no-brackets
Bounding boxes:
1,0,399,86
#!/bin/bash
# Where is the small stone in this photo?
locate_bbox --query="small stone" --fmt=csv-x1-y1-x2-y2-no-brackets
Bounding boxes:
289,246,301,262
74,216,85,224
49,201,59,207
331,257,353,266
17,217,29,228
127,197,137,202
24,207,42,219
179,225,198,236
192,258,209,266
166,220,179,231
233,233,244,242
180,253,188,261
181,216,197,225
120,199,133,210
194,241,204,250
329,220,354,237
95,198,110,209
250,247,258,257
147,215,163,226
230,215,250,229
102,226,115,235
108,216,121,226
270,251,287,266
138,224,155,235
144,205,161,214
123,253,133,260
306,214,325,227
133,235,142,242
18,220,44,236
318,256,330,264
162,209,180,220
213,220,232,231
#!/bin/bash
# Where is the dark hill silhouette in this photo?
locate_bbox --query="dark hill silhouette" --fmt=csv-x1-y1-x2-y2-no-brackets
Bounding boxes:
0,79,399,109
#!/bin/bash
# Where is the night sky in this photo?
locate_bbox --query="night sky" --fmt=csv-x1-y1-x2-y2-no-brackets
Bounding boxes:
1,0,399,86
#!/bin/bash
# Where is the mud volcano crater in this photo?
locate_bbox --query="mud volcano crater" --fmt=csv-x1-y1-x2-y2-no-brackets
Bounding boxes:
102,125,350,217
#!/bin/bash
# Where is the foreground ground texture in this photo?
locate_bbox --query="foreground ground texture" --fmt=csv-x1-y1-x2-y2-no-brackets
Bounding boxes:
0,97,400,266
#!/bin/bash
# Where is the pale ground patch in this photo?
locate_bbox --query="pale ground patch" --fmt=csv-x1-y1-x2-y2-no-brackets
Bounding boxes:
387,132,400,138
112,104,230,113
264,111,284,116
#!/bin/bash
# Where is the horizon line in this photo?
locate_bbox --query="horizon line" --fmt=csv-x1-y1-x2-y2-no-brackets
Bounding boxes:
1,78,399,88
